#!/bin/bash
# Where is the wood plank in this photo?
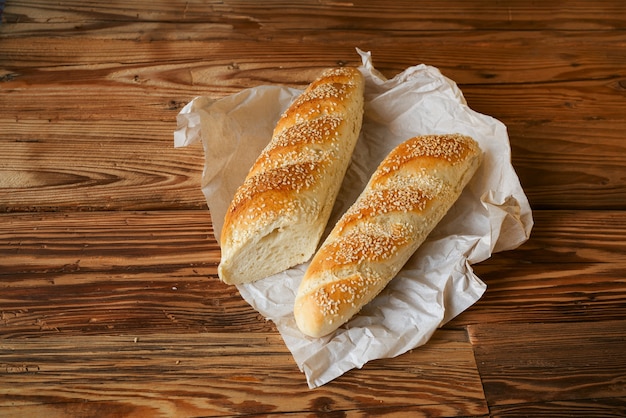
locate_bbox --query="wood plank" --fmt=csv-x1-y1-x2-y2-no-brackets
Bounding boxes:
0,210,241,337
461,78,626,124
6,208,624,275
0,269,272,338
452,210,626,326
468,320,626,409
0,329,488,417
508,120,626,210
462,259,626,326
2,30,625,85
0,211,219,274
480,210,626,265
0,119,206,212
3,0,624,30
489,398,626,417
3,118,625,212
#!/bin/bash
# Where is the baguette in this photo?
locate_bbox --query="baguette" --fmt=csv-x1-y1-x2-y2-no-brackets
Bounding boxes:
294,133,482,337
218,67,365,285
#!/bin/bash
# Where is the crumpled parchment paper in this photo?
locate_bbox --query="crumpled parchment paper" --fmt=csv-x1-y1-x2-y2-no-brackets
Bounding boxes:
174,49,533,388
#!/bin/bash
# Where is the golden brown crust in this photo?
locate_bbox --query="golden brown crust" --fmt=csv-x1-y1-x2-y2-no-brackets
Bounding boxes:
224,160,325,225
310,215,419,272
296,272,382,337
294,134,482,338
273,67,363,136
218,67,365,285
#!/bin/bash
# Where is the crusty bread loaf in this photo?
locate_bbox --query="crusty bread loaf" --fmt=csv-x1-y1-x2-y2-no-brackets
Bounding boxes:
294,133,482,337
218,67,365,285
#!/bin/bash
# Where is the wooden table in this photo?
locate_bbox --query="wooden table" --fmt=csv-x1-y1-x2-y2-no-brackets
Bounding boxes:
2,1,625,416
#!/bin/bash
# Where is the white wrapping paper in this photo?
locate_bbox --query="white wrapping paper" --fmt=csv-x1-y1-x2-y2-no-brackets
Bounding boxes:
174,50,533,388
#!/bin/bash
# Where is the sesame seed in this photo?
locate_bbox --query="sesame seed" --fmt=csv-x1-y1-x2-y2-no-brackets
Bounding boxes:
263,115,343,158
322,221,415,265
379,134,476,175
313,270,383,317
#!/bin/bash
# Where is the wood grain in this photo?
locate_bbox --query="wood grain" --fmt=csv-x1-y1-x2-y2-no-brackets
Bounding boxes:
0,121,206,212
453,210,626,326
2,0,626,415
508,120,626,210
0,329,487,417
469,320,626,410
3,72,624,123
489,398,626,417
2,30,624,92
0,210,218,272
2,118,625,212
489,398,626,418
3,118,625,212
4,0,624,30
3,28,624,76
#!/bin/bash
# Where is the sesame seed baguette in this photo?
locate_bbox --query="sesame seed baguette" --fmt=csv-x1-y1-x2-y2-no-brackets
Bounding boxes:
218,67,365,285
294,134,482,338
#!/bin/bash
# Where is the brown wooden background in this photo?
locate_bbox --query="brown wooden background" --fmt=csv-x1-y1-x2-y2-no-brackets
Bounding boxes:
1,1,625,416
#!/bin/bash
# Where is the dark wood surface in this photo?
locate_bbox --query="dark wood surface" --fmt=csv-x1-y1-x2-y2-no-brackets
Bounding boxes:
1,1,625,416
